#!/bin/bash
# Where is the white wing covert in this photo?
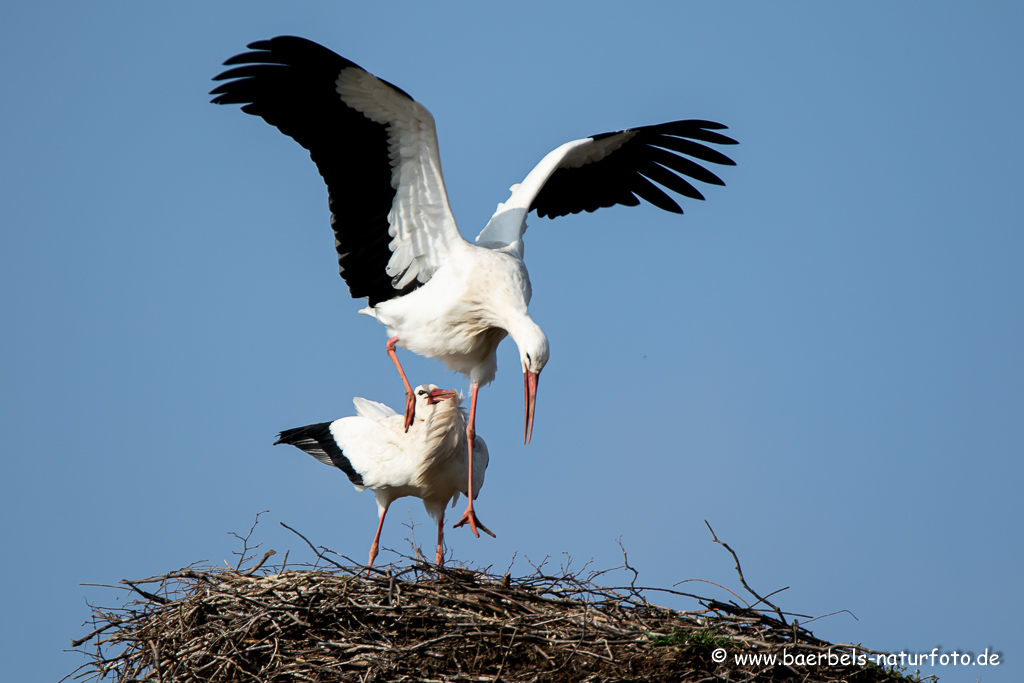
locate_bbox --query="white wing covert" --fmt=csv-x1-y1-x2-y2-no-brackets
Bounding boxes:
352,396,399,422
330,417,417,490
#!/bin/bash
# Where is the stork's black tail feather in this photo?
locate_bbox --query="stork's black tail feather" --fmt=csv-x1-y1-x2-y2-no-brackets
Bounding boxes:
274,422,364,487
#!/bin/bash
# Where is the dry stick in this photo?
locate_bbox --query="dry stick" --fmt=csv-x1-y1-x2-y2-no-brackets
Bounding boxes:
704,520,788,625
799,609,859,626
616,538,640,589
70,618,123,648
748,586,791,614
491,625,519,683
279,522,346,570
148,640,163,683
120,580,171,605
232,510,269,570
243,549,277,576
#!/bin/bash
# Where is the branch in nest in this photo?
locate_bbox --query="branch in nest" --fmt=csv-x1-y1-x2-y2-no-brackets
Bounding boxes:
705,519,788,625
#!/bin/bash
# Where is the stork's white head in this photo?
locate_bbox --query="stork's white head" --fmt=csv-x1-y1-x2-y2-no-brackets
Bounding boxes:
414,384,460,410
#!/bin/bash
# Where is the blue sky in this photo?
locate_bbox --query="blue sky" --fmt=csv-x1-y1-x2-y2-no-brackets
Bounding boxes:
2,2,1022,681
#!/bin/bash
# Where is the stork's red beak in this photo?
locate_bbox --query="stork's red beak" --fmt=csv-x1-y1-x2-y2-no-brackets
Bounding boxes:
427,388,458,405
524,370,539,444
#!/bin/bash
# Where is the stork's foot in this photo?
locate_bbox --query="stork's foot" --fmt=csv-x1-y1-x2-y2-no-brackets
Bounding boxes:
453,507,495,538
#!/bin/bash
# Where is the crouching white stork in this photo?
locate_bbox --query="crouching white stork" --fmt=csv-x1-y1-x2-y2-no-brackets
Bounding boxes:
274,385,489,567
212,36,736,538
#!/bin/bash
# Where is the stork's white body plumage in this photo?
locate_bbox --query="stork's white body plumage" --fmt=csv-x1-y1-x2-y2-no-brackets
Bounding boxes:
275,385,488,566
213,36,736,538
364,243,536,385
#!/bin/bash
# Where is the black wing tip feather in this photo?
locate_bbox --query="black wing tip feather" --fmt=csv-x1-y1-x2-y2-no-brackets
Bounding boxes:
245,35,303,52
275,422,364,487
646,120,739,149
209,35,348,99
533,117,738,219
210,36,413,102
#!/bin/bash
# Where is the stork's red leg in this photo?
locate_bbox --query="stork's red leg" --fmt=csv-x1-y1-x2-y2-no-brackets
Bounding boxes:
386,336,416,431
436,510,445,566
453,381,495,538
367,504,389,567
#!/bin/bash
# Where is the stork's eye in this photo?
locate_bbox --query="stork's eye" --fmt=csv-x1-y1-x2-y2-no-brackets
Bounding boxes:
417,389,427,396
526,352,532,364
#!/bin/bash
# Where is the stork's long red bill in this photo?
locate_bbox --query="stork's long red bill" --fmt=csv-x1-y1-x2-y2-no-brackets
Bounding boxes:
427,388,458,404
524,370,539,444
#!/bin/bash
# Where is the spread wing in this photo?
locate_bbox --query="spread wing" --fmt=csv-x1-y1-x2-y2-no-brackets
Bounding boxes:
352,396,399,421
211,36,464,306
475,120,737,248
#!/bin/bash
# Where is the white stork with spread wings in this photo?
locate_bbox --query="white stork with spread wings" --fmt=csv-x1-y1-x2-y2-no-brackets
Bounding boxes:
212,36,737,537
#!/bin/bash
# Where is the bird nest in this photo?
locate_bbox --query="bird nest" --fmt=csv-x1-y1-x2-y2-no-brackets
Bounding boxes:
66,524,929,683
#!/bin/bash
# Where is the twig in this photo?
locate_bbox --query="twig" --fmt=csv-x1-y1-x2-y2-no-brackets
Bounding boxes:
148,641,163,683
748,585,790,613
675,577,749,607
492,626,519,682
704,520,787,625
120,580,170,605
243,549,277,576
230,510,268,570
279,522,345,570
69,618,122,648
616,538,639,590
800,608,859,625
